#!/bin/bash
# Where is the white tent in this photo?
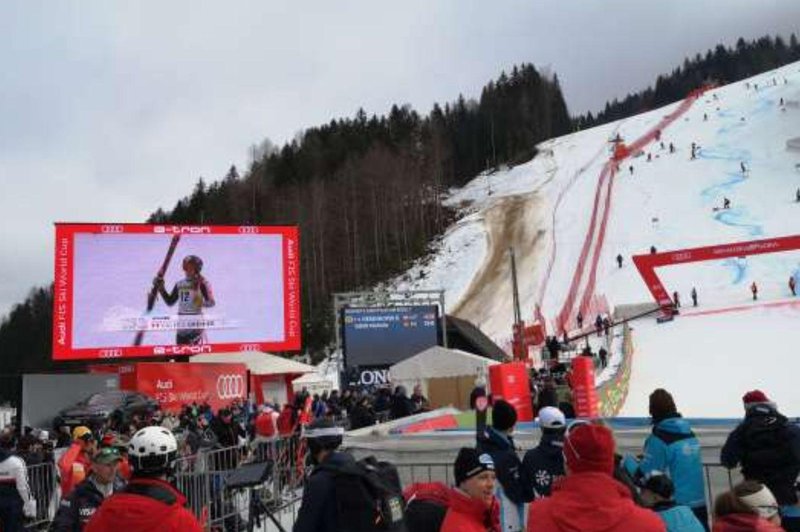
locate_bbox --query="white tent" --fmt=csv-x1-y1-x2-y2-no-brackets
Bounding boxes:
389,346,498,409
292,372,336,395
190,351,316,375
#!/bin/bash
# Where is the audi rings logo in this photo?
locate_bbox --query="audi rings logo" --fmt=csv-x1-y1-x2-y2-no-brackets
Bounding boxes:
239,344,260,352
101,225,124,234
237,226,260,234
217,375,244,400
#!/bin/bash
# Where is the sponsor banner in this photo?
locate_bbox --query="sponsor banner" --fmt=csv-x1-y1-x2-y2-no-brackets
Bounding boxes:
633,235,800,313
597,325,634,418
52,223,301,360
119,362,247,412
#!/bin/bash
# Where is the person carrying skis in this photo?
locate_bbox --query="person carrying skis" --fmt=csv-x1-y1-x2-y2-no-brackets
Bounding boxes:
691,288,698,307
155,255,215,345
616,254,623,268
789,276,796,297
751,282,758,301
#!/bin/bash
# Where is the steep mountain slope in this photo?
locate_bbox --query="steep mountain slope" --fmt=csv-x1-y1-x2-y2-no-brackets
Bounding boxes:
392,61,800,416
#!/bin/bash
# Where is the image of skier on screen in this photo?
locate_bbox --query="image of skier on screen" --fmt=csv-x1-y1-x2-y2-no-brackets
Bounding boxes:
154,255,216,345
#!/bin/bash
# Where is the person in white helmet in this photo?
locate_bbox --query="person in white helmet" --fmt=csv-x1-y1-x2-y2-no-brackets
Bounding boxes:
85,427,201,532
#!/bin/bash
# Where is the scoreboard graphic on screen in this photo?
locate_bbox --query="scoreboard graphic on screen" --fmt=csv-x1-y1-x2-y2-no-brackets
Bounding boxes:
52,223,301,360
342,305,440,368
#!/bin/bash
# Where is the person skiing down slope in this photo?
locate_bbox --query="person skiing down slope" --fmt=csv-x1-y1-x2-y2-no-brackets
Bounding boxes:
790,276,796,297
155,255,216,345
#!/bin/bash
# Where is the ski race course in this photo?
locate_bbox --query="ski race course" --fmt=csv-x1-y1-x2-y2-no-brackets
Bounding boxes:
391,60,800,418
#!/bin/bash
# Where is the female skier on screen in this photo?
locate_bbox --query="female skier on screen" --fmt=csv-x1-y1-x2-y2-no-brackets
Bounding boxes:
153,255,215,345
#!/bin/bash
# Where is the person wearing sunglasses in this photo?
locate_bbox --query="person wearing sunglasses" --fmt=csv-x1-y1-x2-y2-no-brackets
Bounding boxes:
622,389,707,528
713,481,783,531
478,400,534,532
527,421,665,531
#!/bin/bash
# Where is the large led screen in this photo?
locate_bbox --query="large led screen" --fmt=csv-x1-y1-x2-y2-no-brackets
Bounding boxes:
342,305,439,368
53,224,301,360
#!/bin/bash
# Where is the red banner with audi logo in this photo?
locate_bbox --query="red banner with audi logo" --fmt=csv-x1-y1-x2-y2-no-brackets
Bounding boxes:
119,362,247,412
52,223,301,360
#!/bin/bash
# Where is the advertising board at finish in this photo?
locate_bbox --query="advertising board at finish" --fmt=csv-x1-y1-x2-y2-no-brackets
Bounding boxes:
52,224,301,360
118,362,248,412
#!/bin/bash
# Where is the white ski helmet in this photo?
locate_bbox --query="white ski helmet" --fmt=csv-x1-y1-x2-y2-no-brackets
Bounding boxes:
128,426,178,474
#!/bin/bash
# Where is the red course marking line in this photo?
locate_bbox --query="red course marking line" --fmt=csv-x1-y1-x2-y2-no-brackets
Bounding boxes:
555,89,707,330
680,298,800,319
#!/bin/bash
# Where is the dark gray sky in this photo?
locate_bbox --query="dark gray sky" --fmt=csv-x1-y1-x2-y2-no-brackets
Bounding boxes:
1,0,799,316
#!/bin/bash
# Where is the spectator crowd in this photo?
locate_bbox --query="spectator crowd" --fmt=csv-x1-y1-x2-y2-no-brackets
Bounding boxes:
0,384,799,531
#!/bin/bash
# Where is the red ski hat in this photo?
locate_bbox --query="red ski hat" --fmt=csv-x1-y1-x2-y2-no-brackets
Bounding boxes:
743,390,773,410
563,423,615,475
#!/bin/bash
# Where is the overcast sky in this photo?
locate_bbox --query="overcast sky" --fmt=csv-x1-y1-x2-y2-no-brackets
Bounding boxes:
1,1,799,317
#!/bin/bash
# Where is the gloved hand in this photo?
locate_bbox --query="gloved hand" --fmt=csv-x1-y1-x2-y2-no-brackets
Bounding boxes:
23,499,37,518
153,276,165,289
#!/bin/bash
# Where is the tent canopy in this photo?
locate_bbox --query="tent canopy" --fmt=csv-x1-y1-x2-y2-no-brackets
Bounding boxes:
389,346,498,383
191,352,316,376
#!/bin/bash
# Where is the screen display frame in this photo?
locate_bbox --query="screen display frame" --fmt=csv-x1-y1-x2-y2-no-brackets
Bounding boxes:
52,223,301,360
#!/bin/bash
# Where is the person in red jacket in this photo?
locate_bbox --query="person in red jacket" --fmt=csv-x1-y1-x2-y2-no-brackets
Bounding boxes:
527,422,665,532
276,404,295,436
58,426,97,497
441,447,500,532
712,481,784,531
85,426,202,532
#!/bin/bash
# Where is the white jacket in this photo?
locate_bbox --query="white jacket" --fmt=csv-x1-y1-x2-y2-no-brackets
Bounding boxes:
0,453,36,517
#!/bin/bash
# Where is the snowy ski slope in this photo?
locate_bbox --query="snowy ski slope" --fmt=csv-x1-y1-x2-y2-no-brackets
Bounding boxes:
391,60,800,417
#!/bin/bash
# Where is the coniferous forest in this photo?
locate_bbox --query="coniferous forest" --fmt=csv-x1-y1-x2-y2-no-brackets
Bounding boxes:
1,34,798,384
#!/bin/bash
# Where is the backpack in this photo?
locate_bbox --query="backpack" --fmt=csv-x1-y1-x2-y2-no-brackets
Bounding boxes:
322,455,407,532
403,483,449,532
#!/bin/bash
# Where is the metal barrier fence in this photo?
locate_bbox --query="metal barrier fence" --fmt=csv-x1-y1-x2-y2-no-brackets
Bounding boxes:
173,436,307,531
26,461,58,529
21,443,741,531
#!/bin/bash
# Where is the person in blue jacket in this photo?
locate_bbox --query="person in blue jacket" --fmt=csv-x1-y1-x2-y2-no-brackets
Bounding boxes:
477,400,533,532
624,389,708,529
640,472,705,532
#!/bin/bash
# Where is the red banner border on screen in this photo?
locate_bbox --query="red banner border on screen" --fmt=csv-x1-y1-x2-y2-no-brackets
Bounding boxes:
52,223,302,360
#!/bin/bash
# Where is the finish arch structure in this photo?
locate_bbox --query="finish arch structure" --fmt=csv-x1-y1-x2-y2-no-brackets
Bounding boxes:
633,235,800,314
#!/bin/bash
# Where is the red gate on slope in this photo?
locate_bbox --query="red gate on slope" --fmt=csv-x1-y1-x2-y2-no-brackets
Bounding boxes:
632,235,800,315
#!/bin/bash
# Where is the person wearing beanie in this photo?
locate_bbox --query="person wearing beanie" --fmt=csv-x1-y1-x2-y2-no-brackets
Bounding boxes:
440,448,501,532
522,407,566,499
712,481,784,532
623,389,707,528
478,400,533,532
721,390,800,531
640,472,705,532
527,422,665,532
405,448,500,532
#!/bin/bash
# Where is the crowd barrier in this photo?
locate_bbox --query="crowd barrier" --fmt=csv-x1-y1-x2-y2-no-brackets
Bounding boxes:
26,461,58,529
596,322,634,417
20,439,741,531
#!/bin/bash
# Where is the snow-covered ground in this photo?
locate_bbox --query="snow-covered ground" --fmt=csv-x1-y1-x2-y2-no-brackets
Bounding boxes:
389,60,800,417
